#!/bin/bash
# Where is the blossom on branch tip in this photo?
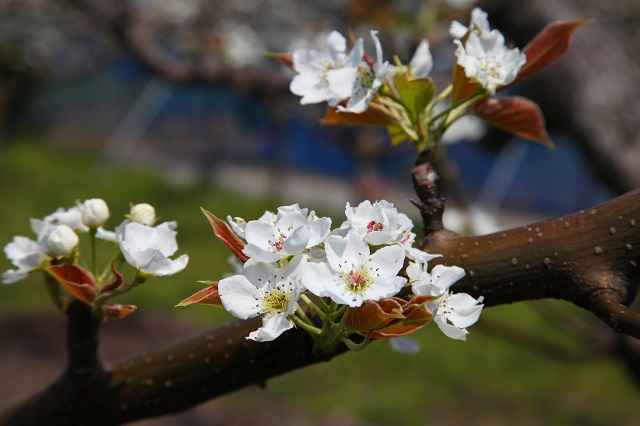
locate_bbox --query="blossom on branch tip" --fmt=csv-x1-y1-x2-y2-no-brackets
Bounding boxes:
427,292,484,341
78,198,110,228
338,30,389,114
450,7,491,39
454,30,526,95
290,30,364,107
242,208,331,263
42,225,79,259
218,256,306,341
128,203,156,226
119,222,188,276
345,200,414,246
300,230,406,307
30,206,87,234
409,263,466,297
2,236,47,284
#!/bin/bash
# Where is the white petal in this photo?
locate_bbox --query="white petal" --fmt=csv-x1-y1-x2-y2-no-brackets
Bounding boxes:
2,269,30,284
409,40,433,78
153,254,189,276
218,275,263,319
363,275,406,301
435,315,469,341
299,262,334,297
324,30,347,61
283,225,310,255
247,313,294,342
307,217,332,246
369,244,405,279
430,264,466,293
445,293,484,328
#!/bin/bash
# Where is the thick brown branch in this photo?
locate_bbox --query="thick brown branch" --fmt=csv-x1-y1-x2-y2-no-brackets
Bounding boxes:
413,155,640,335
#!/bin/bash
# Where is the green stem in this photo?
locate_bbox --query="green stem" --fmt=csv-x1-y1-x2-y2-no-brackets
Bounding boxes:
291,315,322,336
427,87,485,129
89,228,97,280
300,293,326,320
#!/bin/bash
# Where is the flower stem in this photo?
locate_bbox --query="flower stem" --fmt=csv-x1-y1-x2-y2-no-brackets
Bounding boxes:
291,315,322,336
300,293,326,320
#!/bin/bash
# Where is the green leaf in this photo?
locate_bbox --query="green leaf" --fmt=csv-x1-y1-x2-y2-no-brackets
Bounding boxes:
473,96,553,146
394,74,436,116
46,264,96,304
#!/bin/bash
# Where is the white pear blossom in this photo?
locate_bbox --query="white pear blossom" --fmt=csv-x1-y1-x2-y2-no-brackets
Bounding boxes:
129,203,156,226
119,222,188,276
78,198,110,228
2,236,48,284
300,230,406,307
454,30,526,95
408,263,466,297
409,39,433,78
345,200,414,246
290,30,364,107
43,225,79,258
243,208,331,263
338,30,389,114
219,256,306,342
450,7,491,39
427,292,484,340
30,206,88,234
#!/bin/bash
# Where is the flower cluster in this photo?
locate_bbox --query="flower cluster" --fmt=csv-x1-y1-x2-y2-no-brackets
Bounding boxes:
187,201,483,351
2,199,188,319
276,7,586,150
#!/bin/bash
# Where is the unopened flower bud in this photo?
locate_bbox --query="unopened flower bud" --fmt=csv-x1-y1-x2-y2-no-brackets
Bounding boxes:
46,225,79,258
129,203,156,226
79,198,110,228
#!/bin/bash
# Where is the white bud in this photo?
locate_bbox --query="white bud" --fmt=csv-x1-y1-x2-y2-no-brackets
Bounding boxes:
46,225,79,258
79,198,110,228
129,203,156,226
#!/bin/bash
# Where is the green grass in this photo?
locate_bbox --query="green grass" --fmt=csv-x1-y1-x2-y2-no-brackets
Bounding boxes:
1,141,638,425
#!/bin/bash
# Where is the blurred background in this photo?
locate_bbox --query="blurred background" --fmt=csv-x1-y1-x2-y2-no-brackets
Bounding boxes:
1,0,640,424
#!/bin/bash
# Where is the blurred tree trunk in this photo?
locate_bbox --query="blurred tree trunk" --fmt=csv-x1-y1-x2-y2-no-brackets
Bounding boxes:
485,0,640,193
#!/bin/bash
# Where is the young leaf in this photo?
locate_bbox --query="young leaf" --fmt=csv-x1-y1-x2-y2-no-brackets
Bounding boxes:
103,304,137,321
473,96,552,146
509,20,590,87
367,304,433,339
266,51,293,69
46,264,96,304
98,261,124,295
201,208,249,263
343,298,405,332
322,106,396,127
394,74,436,116
176,282,223,308
451,62,481,104
387,125,410,146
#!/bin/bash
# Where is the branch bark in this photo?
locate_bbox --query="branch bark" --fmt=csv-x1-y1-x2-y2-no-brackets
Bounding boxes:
2,155,640,425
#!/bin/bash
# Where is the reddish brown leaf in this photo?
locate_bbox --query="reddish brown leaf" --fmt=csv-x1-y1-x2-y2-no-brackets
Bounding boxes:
266,51,293,69
343,298,405,332
322,106,396,127
510,20,590,87
451,62,481,104
103,304,137,321
46,264,96,304
368,304,433,338
176,282,223,308
98,261,124,295
473,96,552,146
201,207,249,263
